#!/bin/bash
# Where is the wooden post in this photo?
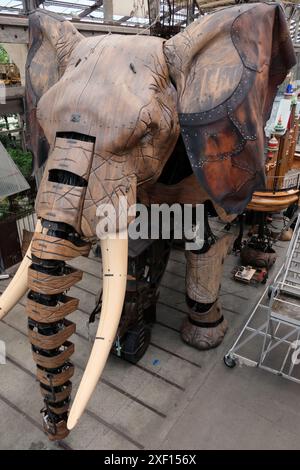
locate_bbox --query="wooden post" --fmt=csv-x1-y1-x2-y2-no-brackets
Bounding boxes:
22,0,43,14
103,0,113,22
187,1,196,25
148,0,160,24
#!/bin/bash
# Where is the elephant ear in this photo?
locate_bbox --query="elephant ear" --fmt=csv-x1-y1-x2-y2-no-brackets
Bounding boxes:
26,10,84,171
164,3,296,214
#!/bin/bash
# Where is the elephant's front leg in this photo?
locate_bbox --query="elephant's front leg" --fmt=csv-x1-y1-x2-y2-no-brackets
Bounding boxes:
181,233,234,350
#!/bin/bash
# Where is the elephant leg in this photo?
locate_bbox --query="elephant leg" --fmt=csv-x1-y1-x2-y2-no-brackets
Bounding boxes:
181,233,234,350
27,221,91,440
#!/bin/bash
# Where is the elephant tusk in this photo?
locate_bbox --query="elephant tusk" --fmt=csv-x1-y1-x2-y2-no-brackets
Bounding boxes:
67,231,128,430
0,219,42,321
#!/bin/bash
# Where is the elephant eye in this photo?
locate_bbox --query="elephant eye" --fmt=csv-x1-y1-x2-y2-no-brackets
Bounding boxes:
141,131,153,144
140,122,159,145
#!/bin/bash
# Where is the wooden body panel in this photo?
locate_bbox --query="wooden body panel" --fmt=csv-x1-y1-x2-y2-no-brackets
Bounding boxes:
26,296,78,323
28,319,76,349
40,382,72,402
37,363,74,387
43,419,69,441
36,137,95,234
32,341,74,368
138,174,236,223
48,402,70,415
28,266,83,295
31,233,91,260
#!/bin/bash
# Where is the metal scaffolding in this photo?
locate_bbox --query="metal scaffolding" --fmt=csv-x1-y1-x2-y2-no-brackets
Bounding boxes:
224,213,300,384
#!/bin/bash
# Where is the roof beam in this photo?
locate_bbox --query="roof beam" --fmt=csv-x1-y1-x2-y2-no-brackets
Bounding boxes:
43,1,93,10
118,16,132,23
78,0,103,18
0,16,28,44
0,6,22,14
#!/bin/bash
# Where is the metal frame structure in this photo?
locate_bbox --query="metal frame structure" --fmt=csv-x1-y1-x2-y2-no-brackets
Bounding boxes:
0,0,200,28
0,1,298,46
224,213,300,384
1,1,296,35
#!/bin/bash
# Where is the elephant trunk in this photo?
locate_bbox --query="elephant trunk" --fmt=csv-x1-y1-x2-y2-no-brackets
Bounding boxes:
27,220,91,440
0,219,128,439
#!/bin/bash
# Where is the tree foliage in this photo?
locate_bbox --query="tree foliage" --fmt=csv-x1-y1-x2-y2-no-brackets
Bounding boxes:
0,45,9,64
0,135,32,179
8,147,33,179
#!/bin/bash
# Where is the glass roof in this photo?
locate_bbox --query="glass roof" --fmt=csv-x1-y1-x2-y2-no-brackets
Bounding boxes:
0,0,199,28
0,0,149,25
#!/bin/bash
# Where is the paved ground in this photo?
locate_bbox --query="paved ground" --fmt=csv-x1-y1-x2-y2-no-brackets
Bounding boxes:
0,217,300,450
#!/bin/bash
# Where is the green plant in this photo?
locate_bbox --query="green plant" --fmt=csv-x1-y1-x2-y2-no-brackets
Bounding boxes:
0,45,9,64
0,198,10,220
8,147,33,179
0,134,11,147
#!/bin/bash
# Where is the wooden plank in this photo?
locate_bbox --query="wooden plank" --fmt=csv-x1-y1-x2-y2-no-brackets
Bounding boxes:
0,21,28,44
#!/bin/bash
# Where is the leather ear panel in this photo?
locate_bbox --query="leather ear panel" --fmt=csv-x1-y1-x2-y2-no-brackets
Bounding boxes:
25,10,83,171
164,4,296,214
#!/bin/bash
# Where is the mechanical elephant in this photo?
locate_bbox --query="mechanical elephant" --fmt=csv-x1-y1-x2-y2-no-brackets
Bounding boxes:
0,3,295,439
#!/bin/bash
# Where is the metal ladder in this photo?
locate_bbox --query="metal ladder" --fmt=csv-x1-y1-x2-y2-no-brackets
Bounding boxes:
224,213,300,383
280,214,300,298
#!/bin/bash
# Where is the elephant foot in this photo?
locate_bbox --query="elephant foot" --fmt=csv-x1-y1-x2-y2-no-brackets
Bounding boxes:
180,300,228,350
42,412,70,441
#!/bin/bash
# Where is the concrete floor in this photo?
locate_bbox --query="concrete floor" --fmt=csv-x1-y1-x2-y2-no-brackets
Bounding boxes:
0,217,300,450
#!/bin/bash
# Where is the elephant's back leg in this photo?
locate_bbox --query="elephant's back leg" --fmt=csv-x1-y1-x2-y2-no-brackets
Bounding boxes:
181,229,234,351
